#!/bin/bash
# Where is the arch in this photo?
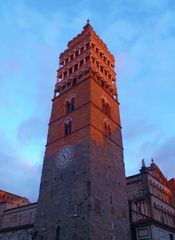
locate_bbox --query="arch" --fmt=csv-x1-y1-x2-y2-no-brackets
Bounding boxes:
65,95,75,114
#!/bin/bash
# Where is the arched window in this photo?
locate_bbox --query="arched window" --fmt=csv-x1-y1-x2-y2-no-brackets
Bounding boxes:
66,97,75,114
64,120,72,136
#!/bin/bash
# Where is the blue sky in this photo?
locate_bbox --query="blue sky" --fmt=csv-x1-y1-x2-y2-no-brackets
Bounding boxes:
0,0,175,202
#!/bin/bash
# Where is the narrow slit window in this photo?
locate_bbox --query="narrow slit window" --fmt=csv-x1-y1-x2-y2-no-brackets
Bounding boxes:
56,226,60,240
74,63,78,72
64,120,72,136
81,46,84,53
86,55,90,62
86,42,90,49
70,54,74,60
73,78,77,86
80,59,84,66
75,50,79,57
69,67,72,74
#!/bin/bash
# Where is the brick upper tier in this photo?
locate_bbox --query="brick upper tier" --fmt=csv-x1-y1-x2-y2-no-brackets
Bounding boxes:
54,22,118,102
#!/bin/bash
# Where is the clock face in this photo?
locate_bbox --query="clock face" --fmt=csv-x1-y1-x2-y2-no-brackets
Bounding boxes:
55,145,74,169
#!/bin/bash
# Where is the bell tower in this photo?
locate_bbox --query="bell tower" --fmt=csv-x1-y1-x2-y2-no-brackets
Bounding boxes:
34,21,131,240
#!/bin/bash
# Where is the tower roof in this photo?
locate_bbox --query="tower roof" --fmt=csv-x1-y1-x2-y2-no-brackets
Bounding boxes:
60,20,114,61
83,19,94,30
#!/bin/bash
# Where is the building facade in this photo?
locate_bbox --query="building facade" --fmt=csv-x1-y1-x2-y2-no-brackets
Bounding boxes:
0,163,174,240
0,203,37,240
0,190,36,240
127,160,175,240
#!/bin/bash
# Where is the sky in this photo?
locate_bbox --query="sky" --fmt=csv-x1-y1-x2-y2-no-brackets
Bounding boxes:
0,0,175,202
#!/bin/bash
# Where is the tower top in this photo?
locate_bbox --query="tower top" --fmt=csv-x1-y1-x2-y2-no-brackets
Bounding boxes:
56,21,117,101
60,22,114,62
83,18,93,30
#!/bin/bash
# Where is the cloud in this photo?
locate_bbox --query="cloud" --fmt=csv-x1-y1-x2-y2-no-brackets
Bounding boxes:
17,117,46,144
123,119,158,141
0,132,41,201
153,135,175,179
125,134,175,179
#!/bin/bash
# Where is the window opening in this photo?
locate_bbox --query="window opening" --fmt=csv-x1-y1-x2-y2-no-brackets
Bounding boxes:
92,56,95,63
75,50,79,57
66,98,75,113
62,84,66,91
80,59,84,66
73,78,77,86
169,234,174,240
85,69,90,75
81,46,84,53
74,63,78,72
70,54,74,60
69,67,72,74
56,226,60,240
101,80,105,88
86,55,90,62
64,120,72,135
67,80,71,88
79,73,83,80
64,71,67,78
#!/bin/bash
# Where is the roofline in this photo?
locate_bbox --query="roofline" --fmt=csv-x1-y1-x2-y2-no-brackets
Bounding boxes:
4,202,37,213
126,173,140,179
0,189,30,202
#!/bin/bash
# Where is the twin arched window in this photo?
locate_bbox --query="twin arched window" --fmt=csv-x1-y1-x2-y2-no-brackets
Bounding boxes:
64,95,75,136
66,97,75,113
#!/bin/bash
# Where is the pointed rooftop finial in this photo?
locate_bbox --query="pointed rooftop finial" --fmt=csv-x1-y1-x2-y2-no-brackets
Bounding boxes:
142,159,146,168
151,158,156,169
140,158,146,172
83,19,93,30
